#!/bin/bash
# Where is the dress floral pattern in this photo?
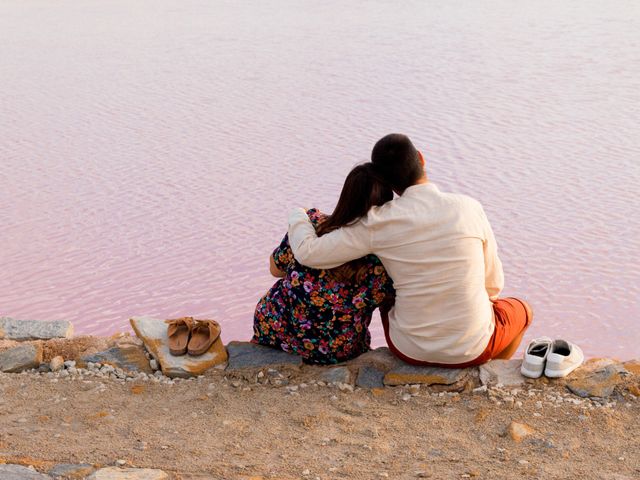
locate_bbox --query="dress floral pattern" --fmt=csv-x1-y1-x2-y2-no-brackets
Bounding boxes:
252,209,395,365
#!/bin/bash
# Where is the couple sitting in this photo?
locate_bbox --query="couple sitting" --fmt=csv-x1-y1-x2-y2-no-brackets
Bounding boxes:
252,134,533,367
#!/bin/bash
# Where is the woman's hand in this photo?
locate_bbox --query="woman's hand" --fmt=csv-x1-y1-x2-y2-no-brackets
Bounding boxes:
269,255,286,278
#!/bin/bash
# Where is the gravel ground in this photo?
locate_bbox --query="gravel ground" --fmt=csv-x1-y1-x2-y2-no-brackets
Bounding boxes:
0,367,638,480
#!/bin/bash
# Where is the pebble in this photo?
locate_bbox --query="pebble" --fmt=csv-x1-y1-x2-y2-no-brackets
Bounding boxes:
150,359,159,371
115,459,127,466
337,382,354,393
49,356,64,372
302,469,310,475
401,393,412,401
63,360,76,368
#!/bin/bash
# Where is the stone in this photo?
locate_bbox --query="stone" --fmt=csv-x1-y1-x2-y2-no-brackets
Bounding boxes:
49,463,95,479
225,341,302,371
50,356,65,372
0,464,52,479
0,316,73,341
355,366,385,389
81,346,153,375
88,467,169,480
567,364,629,398
0,343,43,372
622,359,640,375
348,347,403,372
479,359,525,386
384,364,471,386
130,316,228,378
316,366,354,385
505,421,534,442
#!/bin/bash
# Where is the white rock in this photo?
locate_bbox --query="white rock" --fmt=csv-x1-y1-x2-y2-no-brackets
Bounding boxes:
88,467,169,479
479,359,525,387
50,356,65,372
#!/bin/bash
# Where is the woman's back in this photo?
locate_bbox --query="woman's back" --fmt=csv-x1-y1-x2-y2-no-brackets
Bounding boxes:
253,209,394,364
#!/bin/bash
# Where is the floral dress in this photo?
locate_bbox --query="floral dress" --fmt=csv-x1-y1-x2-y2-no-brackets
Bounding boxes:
252,209,395,365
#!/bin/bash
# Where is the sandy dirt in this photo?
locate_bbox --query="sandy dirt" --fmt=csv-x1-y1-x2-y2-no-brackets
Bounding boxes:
0,368,638,480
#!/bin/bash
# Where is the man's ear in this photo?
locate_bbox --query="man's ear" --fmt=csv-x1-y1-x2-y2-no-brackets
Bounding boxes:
418,150,425,167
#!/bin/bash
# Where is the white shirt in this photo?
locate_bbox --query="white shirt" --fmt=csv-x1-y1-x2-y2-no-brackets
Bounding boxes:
287,182,504,364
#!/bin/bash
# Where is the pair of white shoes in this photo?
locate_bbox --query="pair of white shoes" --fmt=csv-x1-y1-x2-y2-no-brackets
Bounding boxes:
521,337,584,378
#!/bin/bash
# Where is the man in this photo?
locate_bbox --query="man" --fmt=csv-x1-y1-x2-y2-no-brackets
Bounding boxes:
287,133,532,367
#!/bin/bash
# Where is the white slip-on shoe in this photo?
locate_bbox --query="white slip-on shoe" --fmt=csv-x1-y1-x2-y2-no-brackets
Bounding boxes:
521,337,553,378
544,339,584,378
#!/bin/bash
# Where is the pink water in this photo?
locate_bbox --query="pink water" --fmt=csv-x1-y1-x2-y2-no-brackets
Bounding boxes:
1,0,639,359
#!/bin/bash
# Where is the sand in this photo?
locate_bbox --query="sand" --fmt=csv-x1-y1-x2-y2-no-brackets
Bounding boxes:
1,368,638,480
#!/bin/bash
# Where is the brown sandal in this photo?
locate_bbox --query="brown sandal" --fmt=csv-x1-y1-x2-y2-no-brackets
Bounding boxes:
187,319,221,356
165,317,194,356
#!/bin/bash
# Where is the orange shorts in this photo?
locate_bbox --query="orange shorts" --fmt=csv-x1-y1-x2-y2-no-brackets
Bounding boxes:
382,297,533,368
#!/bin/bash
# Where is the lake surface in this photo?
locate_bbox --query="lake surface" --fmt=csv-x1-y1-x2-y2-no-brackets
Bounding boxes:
2,0,639,358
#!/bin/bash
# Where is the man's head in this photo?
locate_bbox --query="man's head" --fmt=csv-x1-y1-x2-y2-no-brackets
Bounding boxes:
371,133,425,193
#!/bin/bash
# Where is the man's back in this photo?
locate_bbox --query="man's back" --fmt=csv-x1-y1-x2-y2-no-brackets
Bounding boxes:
288,182,504,364
364,183,502,363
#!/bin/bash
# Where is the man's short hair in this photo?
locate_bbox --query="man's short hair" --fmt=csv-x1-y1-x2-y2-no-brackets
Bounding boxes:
371,134,423,193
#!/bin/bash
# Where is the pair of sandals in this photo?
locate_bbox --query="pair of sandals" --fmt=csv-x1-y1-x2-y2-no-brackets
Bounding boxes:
165,317,221,356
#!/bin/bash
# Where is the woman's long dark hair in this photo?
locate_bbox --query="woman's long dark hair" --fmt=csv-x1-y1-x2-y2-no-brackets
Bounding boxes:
315,163,393,282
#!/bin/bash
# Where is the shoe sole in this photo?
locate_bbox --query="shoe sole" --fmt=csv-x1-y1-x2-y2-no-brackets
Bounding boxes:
521,365,544,379
545,363,582,378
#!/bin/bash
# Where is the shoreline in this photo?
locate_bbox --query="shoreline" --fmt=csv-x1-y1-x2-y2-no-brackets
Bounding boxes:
0,320,639,479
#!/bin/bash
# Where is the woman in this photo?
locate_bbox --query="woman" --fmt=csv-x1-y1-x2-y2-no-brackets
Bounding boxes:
252,163,395,364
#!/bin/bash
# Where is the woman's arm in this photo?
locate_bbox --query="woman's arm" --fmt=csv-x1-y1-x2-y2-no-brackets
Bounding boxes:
288,207,372,269
269,254,286,278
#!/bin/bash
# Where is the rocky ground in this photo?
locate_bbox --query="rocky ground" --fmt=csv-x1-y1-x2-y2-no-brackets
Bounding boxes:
0,318,639,479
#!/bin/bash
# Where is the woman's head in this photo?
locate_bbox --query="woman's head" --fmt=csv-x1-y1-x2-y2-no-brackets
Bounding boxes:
315,163,392,283
316,163,393,236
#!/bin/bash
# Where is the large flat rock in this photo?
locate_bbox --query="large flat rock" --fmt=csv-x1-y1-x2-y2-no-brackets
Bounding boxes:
226,341,303,371
81,345,152,374
49,463,95,479
384,364,473,386
356,365,386,389
622,359,640,375
0,316,73,341
0,343,43,372
347,347,404,372
88,467,168,480
0,464,52,479
479,359,525,386
567,363,629,398
130,316,227,378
